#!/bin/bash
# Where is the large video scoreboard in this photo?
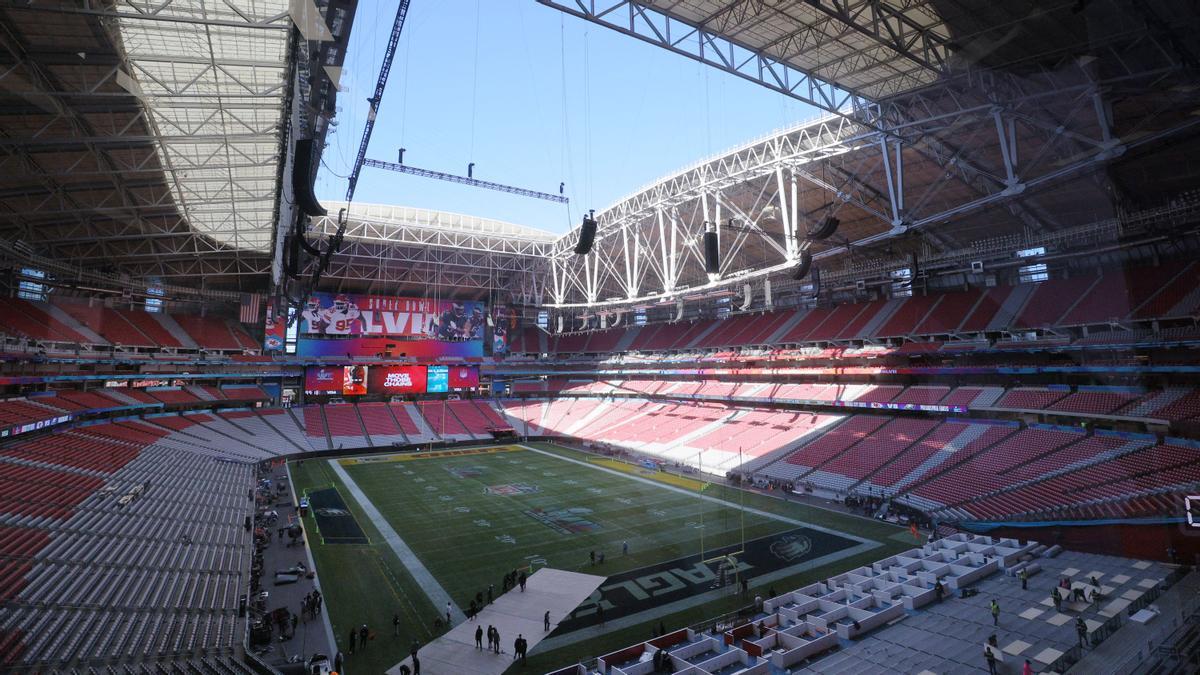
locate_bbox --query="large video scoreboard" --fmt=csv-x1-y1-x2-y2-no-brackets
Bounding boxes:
303,364,478,396
277,293,512,358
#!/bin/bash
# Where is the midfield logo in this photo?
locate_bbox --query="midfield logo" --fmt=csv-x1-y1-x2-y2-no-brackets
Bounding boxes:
484,483,540,496
769,534,813,562
524,507,600,535
446,466,485,479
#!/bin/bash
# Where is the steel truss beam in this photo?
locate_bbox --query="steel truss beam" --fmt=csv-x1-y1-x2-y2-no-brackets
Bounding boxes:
543,96,1198,308
534,3,1197,309
535,0,883,128
550,114,870,257
21,2,290,31
312,203,557,257
363,159,569,204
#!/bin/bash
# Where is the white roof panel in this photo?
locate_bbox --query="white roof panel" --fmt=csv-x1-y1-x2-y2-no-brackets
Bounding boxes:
116,0,291,253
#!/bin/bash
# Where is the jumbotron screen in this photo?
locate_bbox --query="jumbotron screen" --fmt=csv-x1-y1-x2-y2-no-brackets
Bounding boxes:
295,293,491,358
367,366,427,395
305,365,477,396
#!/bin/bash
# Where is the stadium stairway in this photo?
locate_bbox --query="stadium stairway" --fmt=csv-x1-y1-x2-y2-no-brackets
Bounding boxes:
660,406,742,467
889,422,994,491
444,400,492,440
355,402,406,446
151,312,200,349
740,414,847,475
902,426,1084,518
400,402,438,443
473,399,509,431
94,388,143,407
41,303,107,345
289,406,329,451
191,412,291,457
940,432,1156,516
838,418,946,494
489,400,525,434
187,385,220,402
930,433,1145,518
1119,388,1191,418
560,398,616,436
256,409,315,453
610,325,641,352
419,401,474,441
894,424,1020,512
322,404,369,449
177,413,285,458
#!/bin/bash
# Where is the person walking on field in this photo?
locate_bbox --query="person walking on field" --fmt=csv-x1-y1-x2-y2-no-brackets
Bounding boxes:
393,612,401,636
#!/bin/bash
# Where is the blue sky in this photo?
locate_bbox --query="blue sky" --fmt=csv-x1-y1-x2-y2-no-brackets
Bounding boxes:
316,0,824,234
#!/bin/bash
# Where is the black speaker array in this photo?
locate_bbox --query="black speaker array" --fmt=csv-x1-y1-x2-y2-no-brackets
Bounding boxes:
703,227,720,275
808,214,840,240
793,248,813,280
292,138,327,217
574,212,597,255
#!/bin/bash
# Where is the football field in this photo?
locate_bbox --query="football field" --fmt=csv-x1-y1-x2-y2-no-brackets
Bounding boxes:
292,443,909,673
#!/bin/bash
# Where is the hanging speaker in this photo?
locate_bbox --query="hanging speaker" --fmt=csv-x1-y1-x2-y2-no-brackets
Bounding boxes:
808,214,840,240
793,249,813,280
703,223,720,276
574,211,597,255
292,138,327,217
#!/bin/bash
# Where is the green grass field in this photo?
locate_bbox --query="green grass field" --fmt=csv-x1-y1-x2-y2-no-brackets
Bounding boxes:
291,443,914,673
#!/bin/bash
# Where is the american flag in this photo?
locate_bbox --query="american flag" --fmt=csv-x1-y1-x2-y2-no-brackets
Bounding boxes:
239,293,263,324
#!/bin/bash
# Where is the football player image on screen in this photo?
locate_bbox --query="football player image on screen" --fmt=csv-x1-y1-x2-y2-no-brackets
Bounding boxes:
342,365,368,395
432,302,468,340
492,323,507,354
466,305,486,339
300,296,326,334
322,294,362,335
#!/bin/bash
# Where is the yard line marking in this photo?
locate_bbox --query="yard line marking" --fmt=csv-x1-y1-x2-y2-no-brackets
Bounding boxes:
519,445,877,546
328,458,464,622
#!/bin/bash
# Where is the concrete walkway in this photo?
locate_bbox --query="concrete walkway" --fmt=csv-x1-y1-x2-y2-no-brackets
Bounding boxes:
385,568,606,675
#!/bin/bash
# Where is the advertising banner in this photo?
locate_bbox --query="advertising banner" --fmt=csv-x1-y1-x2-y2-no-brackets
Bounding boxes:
263,298,286,352
367,365,427,395
448,365,479,391
0,413,73,439
342,365,369,396
298,293,486,339
491,304,514,356
296,336,482,359
296,293,489,358
304,366,343,395
427,365,449,393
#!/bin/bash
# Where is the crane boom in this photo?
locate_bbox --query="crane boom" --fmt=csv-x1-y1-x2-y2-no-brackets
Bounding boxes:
345,0,412,202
